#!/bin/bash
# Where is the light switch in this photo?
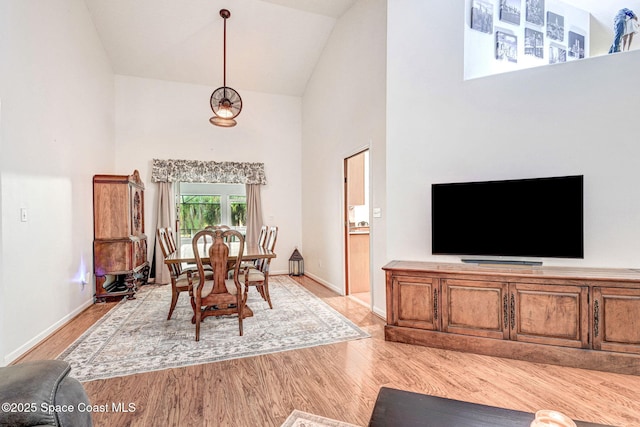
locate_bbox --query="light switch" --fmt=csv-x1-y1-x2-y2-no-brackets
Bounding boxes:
373,207,382,218
20,208,28,222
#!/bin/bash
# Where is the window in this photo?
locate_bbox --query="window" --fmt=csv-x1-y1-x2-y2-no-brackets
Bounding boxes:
177,183,246,240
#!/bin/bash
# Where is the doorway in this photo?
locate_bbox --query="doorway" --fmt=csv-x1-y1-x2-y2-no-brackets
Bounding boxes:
344,150,370,306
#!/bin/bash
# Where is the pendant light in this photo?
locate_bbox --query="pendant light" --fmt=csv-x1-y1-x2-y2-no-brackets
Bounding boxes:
209,9,242,127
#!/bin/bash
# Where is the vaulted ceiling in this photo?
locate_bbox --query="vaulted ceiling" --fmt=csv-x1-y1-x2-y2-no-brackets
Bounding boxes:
83,0,357,97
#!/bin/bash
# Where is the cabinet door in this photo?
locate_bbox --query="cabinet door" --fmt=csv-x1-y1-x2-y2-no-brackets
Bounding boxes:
94,182,131,239
441,279,509,339
94,240,134,275
392,275,439,330
132,237,148,269
510,283,589,349
593,287,640,354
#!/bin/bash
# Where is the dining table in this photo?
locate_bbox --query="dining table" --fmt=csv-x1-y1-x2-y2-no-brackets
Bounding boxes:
163,240,276,319
163,241,276,266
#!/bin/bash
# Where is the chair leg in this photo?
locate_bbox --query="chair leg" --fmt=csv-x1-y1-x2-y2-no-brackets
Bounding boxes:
238,286,249,336
190,297,197,324
195,310,201,341
263,280,273,309
167,286,179,320
238,302,244,337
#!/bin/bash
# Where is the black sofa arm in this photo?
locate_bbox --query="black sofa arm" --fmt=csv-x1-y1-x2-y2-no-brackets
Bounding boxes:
0,360,92,427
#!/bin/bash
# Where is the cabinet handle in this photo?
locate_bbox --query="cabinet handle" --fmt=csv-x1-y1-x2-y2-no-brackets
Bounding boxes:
503,295,509,329
510,293,515,330
594,299,600,338
433,289,438,321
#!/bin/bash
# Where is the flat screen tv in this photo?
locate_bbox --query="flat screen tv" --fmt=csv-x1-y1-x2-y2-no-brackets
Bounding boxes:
431,175,584,259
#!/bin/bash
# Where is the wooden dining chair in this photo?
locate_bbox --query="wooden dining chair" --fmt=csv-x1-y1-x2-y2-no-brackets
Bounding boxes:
157,227,195,320
191,228,248,341
241,226,278,309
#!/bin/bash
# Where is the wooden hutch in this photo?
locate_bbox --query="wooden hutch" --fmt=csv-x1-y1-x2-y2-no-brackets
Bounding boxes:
93,170,149,301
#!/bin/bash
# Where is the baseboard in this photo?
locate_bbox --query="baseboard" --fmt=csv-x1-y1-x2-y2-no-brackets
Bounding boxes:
303,271,344,295
270,269,290,276
372,305,386,320
3,298,94,366
299,272,386,319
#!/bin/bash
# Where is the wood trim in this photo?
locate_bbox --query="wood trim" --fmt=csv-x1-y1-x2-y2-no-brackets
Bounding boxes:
383,260,640,285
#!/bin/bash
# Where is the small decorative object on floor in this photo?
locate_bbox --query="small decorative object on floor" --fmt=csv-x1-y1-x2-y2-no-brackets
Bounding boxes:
289,248,304,276
530,410,577,427
280,410,361,427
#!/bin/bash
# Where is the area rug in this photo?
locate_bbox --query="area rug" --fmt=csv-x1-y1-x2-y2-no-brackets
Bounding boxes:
280,410,361,427
58,276,370,382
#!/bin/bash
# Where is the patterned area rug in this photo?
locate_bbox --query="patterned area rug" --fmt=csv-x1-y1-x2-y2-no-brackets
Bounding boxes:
280,410,361,427
58,276,370,382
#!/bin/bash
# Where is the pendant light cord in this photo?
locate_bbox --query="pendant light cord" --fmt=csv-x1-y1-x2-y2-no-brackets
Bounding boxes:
222,12,227,95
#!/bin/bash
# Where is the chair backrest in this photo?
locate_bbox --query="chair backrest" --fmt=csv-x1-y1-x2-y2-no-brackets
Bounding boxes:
266,226,278,252
166,227,178,252
256,226,278,273
202,225,231,251
192,228,244,296
257,225,268,247
157,227,171,258
157,227,183,277
205,224,230,231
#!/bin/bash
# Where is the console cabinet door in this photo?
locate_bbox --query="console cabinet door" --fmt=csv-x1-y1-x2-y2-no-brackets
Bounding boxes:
441,279,509,339
391,275,440,331
510,283,589,349
593,287,640,354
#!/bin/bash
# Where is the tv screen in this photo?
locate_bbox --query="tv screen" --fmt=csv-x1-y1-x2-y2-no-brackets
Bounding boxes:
431,175,584,259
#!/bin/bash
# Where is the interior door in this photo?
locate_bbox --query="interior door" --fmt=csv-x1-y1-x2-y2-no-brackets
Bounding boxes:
344,150,370,303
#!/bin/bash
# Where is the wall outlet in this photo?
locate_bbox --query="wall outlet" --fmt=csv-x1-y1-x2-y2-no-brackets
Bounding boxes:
82,272,92,289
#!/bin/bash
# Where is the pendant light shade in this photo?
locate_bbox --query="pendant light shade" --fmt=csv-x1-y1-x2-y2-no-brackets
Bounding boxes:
210,9,242,127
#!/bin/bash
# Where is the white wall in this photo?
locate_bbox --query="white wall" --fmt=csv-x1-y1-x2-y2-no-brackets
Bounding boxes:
114,76,302,275
387,0,640,269
302,0,387,315
0,0,114,364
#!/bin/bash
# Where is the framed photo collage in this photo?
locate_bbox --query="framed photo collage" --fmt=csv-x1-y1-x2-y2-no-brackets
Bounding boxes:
470,0,585,65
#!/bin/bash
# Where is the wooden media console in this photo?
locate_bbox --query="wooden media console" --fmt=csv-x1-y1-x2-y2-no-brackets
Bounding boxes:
383,261,640,375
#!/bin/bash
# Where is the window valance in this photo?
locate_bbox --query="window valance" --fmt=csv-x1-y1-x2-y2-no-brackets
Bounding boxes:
151,159,267,185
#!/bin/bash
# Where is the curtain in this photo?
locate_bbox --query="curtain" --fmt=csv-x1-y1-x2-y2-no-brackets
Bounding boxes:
151,159,266,184
245,184,264,246
154,182,175,285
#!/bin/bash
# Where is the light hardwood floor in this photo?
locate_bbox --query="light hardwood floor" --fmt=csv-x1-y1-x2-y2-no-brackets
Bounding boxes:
16,276,640,427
